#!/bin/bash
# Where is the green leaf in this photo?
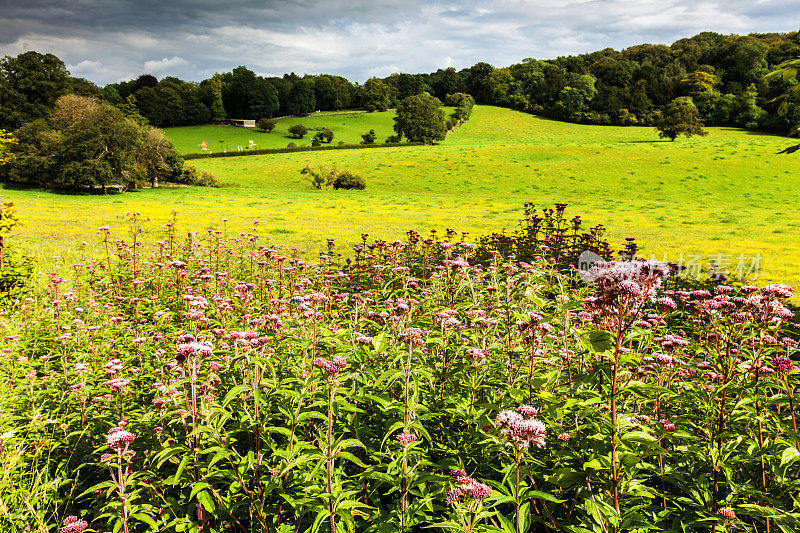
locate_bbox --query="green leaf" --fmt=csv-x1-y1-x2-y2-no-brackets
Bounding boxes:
780,447,800,468
131,512,159,530
172,454,190,485
588,330,614,353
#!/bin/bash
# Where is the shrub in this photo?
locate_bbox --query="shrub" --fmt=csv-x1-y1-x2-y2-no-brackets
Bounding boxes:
360,129,376,145
178,165,220,187
332,170,366,190
288,124,308,138
321,128,334,143
287,142,297,148
0,202,32,305
300,164,366,190
256,118,276,132
385,134,401,144
311,136,321,147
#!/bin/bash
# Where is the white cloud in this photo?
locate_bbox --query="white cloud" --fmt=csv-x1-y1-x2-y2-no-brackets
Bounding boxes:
66,59,104,79
143,56,189,73
0,0,797,85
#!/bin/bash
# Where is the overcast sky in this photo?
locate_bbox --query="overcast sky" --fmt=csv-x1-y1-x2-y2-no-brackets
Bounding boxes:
0,1,797,85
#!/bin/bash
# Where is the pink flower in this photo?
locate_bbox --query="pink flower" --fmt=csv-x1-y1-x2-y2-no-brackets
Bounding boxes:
516,405,538,418
396,430,418,446
558,433,570,443
61,515,88,533
106,427,135,449
719,507,736,520
312,356,347,375
103,378,130,390
445,487,462,504
176,341,213,362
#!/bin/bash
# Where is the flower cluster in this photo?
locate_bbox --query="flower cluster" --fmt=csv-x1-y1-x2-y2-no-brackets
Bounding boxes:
61,516,88,533
176,341,213,362
396,430,418,446
312,356,348,375
446,469,492,504
496,405,546,449
106,426,136,450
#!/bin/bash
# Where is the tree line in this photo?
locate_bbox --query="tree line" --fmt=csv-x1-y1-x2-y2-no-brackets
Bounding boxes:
1,31,799,134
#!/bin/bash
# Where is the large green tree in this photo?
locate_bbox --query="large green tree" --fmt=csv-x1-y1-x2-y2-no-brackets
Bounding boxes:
1,95,182,193
655,97,708,141
0,51,71,129
393,92,446,143
361,78,390,112
287,78,316,115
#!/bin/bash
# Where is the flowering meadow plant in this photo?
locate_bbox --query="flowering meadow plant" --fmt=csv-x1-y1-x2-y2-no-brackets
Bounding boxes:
0,212,799,533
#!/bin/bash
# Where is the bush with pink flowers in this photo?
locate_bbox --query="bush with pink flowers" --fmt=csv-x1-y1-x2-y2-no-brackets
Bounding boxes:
1,209,799,533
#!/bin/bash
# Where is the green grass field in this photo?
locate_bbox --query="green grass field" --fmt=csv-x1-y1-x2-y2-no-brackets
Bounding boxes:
166,110,401,154
4,105,800,289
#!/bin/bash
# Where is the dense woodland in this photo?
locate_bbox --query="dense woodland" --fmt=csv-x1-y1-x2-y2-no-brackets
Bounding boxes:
2,31,799,134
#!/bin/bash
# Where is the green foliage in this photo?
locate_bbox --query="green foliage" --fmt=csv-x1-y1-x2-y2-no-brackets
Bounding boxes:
360,129,376,145
765,58,800,135
221,66,279,120
361,77,391,112
287,78,316,115
288,124,308,139
393,92,447,144
655,96,709,141
2,211,799,532
1,95,184,192
0,202,32,305
0,129,14,165
300,164,366,190
256,117,276,132
179,165,220,187
0,51,71,130
205,76,227,122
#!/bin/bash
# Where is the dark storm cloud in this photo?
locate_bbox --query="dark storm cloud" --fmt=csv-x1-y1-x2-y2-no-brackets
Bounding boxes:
0,0,797,85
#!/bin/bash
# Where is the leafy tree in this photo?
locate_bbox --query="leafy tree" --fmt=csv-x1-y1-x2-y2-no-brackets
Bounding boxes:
393,92,446,143
133,74,158,93
360,129,376,144
655,97,708,141
288,124,308,138
256,118,276,132
765,58,800,135
135,127,183,188
314,75,337,111
0,51,71,129
222,66,279,119
0,129,14,165
1,95,183,193
320,127,334,143
287,78,316,115
554,74,598,120
432,67,466,100
361,78,390,112
466,62,496,104
680,71,718,96
203,76,226,122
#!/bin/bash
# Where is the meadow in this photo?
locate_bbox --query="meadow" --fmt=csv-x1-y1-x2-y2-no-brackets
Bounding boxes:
166,110,401,154
2,105,800,289
3,105,800,533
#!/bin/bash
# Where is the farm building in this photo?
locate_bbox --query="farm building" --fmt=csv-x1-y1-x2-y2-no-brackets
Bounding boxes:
228,119,256,128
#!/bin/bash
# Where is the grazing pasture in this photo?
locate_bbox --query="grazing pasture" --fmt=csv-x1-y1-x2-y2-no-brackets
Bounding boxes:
165,110,401,154
3,105,800,289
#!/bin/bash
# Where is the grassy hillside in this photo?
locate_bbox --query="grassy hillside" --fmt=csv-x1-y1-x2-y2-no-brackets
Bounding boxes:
4,105,800,288
165,110,400,154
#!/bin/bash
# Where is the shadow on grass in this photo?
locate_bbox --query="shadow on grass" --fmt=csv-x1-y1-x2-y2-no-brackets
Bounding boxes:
619,140,672,144
776,144,800,155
